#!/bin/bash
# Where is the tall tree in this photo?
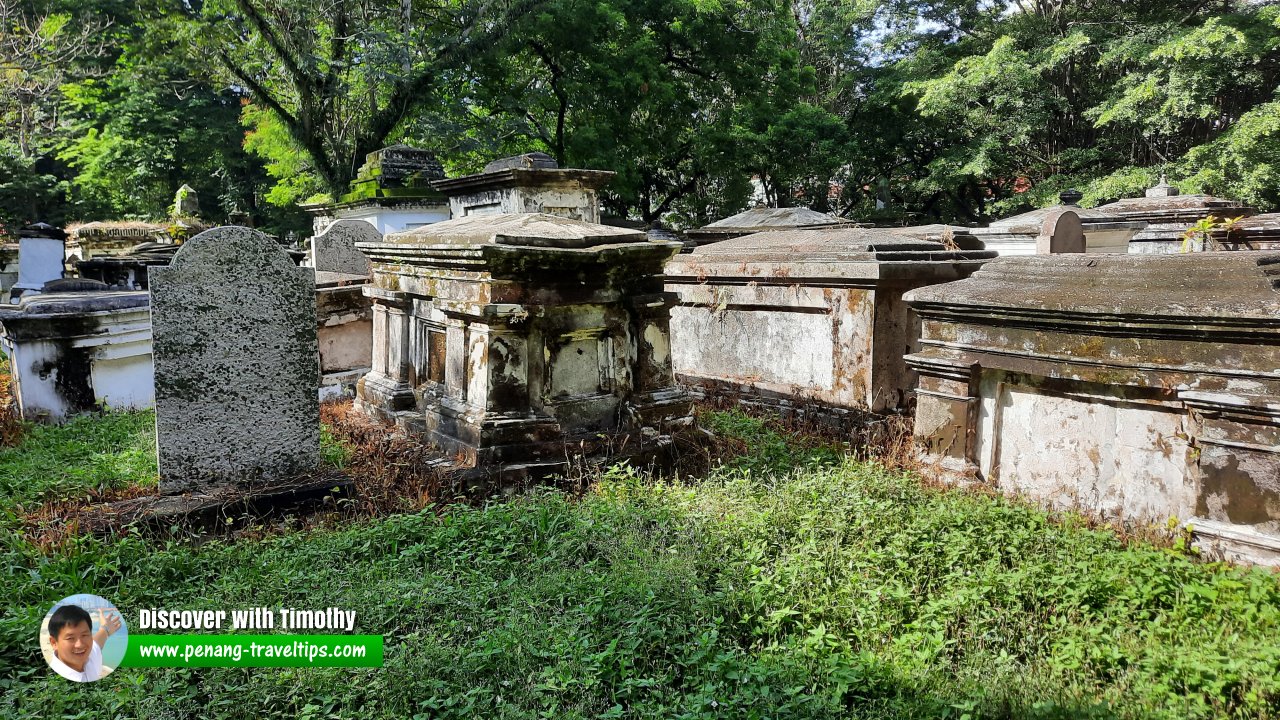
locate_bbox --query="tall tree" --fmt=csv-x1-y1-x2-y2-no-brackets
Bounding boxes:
453,0,819,224
899,0,1280,218
0,0,108,158
189,0,548,199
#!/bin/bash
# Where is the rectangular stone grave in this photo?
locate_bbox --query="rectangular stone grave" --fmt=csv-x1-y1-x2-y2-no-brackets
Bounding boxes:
904,252,1280,565
149,226,320,494
0,291,153,421
664,228,995,418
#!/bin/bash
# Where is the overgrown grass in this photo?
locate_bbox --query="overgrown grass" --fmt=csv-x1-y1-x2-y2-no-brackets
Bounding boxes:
1,411,1278,719
0,409,157,511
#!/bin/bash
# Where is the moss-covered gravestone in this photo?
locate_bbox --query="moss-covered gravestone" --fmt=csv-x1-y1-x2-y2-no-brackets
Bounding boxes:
311,220,376,275
150,226,319,494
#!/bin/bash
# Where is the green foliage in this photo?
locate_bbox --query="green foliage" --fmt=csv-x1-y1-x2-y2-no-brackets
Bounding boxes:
0,141,67,229
2,410,1278,718
445,0,820,224
241,104,328,209
884,0,1280,219
319,423,351,469
0,410,156,511
52,8,295,227
14,0,1280,227
1177,99,1280,209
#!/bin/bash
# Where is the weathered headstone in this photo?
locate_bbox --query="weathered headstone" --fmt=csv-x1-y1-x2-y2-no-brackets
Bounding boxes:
1035,208,1085,254
10,223,66,303
311,220,376,275
149,226,319,494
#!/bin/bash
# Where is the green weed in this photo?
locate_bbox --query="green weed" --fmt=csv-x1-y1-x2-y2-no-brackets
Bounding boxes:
0,410,1276,719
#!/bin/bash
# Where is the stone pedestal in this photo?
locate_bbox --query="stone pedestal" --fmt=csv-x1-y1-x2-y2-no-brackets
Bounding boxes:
0,291,153,422
11,223,66,303
355,213,691,480
904,252,1280,565
430,153,614,223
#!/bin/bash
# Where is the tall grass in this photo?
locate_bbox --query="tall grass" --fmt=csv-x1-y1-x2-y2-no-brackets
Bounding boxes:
0,411,1277,718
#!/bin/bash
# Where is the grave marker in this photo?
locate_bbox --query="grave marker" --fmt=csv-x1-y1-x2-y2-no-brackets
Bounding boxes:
150,226,319,493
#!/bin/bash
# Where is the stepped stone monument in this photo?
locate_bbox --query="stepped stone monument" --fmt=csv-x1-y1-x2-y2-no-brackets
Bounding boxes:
355,212,691,481
431,153,614,223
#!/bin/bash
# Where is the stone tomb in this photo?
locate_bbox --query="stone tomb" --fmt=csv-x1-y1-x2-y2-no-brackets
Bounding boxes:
354,213,691,479
0,291,153,421
904,252,1280,564
431,153,615,223
1095,179,1255,254
664,228,996,417
64,221,167,265
970,190,1146,255
75,242,179,290
311,220,379,399
150,226,319,493
10,223,66,303
1214,213,1280,251
0,241,19,296
303,145,451,236
684,206,856,249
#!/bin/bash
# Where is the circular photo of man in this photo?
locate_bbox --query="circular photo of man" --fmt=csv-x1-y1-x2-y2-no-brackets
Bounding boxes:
41,594,128,682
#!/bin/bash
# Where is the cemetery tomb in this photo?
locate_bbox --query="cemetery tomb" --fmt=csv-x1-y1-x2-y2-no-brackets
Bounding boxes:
354,212,691,480
905,252,1280,565
64,221,168,265
303,145,451,236
75,242,179,290
1095,179,1255,254
969,190,1146,255
664,227,995,419
1213,213,1280,251
10,223,67,304
431,153,615,224
0,290,153,422
0,241,17,297
684,205,857,249
311,220,379,400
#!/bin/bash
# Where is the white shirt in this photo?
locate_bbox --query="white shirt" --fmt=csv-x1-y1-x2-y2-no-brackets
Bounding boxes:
50,642,103,682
